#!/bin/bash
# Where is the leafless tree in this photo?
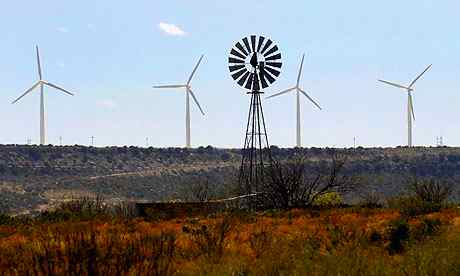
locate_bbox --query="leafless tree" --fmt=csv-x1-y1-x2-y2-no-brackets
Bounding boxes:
260,151,358,209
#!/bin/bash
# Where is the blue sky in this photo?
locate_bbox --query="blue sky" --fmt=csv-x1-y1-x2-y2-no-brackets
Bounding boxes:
1,0,460,148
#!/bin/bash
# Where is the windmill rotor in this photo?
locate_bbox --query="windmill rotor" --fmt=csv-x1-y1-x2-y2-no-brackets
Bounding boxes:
229,35,282,91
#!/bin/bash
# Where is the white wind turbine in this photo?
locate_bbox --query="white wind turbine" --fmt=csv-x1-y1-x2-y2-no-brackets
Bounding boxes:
267,54,322,147
153,55,205,148
378,64,432,147
12,46,75,145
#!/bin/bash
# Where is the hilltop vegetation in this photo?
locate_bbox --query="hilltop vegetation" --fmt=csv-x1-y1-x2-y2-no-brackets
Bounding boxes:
1,144,460,214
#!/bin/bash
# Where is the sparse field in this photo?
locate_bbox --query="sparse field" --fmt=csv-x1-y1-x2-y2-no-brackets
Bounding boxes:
1,207,460,275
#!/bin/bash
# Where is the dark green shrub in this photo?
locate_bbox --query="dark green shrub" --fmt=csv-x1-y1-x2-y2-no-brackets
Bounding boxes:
413,218,442,241
387,219,410,254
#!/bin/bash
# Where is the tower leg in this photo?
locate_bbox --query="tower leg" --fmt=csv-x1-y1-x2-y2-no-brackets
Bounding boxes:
239,91,272,197
186,89,191,148
40,83,45,145
408,93,412,147
296,90,301,148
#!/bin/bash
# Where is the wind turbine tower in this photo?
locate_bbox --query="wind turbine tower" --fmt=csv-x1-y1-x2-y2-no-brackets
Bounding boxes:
153,55,205,148
378,64,432,147
12,46,75,145
267,54,322,147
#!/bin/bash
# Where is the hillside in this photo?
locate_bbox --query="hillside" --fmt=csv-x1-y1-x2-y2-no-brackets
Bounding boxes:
1,145,460,214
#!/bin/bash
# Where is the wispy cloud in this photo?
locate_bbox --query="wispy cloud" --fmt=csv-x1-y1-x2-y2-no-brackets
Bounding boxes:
97,99,117,109
158,22,186,36
56,27,70,33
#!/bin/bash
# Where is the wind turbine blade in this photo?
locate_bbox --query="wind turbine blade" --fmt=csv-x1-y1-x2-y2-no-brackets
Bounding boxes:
44,82,74,96
298,88,322,110
188,88,205,115
378,79,410,90
11,81,41,104
409,64,432,89
187,55,204,85
296,53,305,87
153,84,187,89
36,45,42,79
266,87,296,99
409,94,416,121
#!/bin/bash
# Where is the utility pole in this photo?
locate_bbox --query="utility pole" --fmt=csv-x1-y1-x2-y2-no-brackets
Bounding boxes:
353,137,356,148
59,136,63,146
26,138,32,145
146,137,149,147
90,136,95,147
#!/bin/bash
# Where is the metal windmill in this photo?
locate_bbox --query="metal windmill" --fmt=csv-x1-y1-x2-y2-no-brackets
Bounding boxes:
228,35,282,196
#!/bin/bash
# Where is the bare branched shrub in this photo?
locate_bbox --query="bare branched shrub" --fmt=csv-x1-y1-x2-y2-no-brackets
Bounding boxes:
190,181,210,202
182,214,234,261
39,195,109,222
409,178,453,206
260,152,357,209
358,190,384,208
249,225,273,258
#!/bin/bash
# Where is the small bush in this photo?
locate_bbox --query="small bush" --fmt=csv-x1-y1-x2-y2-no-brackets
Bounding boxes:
182,215,234,261
413,218,442,241
38,196,109,222
387,219,410,254
388,178,453,217
313,192,343,208
249,225,273,258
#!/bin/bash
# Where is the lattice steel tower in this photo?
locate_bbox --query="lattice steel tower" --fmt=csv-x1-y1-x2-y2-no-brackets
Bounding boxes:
228,35,282,195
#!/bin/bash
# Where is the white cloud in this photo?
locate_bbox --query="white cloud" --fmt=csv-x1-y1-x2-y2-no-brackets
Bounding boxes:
57,62,65,68
56,27,69,33
158,22,186,36
97,99,117,109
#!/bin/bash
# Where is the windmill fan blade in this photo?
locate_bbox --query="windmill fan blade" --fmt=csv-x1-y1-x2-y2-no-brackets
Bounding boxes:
262,69,276,84
409,64,432,88
250,35,256,53
245,73,254,90
378,80,410,90
242,37,252,53
187,55,204,85
261,39,272,54
257,36,265,52
12,81,41,104
264,65,281,77
299,88,322,110
265,62,282,68
259,70,269,88
238,71,251,87
265,53,281,61
36,46,42,80
188,88,205,115
44,82,74,96
264,45,279,57
409,94,416,120
229,64,245,73
230,48,246,60
229,57,245,64
231,68,247,80
235,42,248,56
297,54,305,86
266,87,296,99
153,84,187,88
